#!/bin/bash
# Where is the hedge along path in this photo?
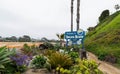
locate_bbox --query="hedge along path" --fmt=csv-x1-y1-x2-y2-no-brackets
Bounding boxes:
87,52,120,74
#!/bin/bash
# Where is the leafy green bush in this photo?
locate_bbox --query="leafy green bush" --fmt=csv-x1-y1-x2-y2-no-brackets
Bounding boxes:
31,55,47,69
55,59,103,74
4,62,18,74
97,50,108,61
56,67,71,74
71,59,103,74
68,52,79,63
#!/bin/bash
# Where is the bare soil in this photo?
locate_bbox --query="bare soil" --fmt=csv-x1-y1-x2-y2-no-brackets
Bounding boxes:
24,68,51,74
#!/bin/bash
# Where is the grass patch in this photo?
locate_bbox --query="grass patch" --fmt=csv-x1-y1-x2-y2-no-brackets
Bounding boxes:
85,11,120,66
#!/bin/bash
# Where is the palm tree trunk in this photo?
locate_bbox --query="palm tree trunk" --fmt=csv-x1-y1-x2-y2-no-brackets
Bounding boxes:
71,0,74,32
76,0,80,31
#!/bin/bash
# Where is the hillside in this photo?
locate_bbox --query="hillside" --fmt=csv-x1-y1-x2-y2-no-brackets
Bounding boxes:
84,11,120,66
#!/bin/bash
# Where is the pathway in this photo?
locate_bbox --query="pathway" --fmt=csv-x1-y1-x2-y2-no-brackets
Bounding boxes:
87,52,120,74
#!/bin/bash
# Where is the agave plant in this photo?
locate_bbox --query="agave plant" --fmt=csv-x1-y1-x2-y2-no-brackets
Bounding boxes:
56,33,64,47
0,47,15,72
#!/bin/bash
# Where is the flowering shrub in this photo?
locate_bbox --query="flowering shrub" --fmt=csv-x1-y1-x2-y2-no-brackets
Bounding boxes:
10,53,32,73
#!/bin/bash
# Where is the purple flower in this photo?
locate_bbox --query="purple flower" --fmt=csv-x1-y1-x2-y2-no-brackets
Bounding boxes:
10,53,32,66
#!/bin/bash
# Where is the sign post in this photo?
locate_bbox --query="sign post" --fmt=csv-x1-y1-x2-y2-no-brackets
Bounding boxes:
65,29,86,59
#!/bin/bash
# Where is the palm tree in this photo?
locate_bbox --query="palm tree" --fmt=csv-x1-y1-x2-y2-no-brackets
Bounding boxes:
56,33,64,46
71,0,74,31
76,0,80,31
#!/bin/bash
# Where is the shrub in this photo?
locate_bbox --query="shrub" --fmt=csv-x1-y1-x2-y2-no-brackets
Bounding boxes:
21,44,32,55
71,59,103,74
87,27,95,31
105,54,117,63
56,67,71,74
68,52,79,63
99,10,110,22
10,53,30,73
4,62,18,74
97,49,108,61
21,44,39,56
43,50,56,57
31,55,47,69
47,52,73,69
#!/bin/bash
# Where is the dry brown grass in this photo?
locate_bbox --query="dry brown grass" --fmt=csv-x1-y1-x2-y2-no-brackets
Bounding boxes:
0,42,43,49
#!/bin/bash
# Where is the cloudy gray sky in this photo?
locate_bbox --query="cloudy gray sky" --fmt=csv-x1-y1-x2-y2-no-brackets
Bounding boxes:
0,0,120,39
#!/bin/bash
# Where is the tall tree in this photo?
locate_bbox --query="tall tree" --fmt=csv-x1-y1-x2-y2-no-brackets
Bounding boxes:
99,10,110,22
76,0,80,31
71,0,74,31
23,35,31,42
115,4,120,11
18,35,31,42
10,36,17,42
41,37,48,42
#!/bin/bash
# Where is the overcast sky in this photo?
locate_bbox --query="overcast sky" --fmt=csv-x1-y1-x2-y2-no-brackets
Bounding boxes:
0,0,120,39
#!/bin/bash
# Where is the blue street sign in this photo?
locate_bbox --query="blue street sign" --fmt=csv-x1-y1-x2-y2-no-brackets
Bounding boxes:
65,29,85,46
65,31,85,40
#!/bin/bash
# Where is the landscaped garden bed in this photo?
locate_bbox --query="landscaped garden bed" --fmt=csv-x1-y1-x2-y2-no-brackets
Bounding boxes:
0,42,103,74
